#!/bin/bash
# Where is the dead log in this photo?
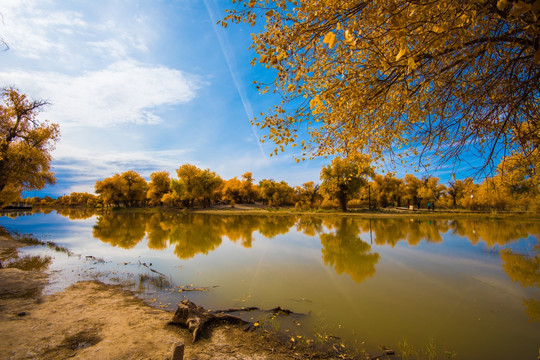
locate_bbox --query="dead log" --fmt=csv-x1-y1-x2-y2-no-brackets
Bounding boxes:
212,305,301,316
170,299,248,342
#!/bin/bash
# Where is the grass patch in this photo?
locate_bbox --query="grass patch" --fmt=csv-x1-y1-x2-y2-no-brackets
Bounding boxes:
138,272,172,290
4,254,52,271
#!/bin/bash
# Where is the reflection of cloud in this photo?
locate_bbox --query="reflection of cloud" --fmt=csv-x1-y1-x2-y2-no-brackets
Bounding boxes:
0,61,203,127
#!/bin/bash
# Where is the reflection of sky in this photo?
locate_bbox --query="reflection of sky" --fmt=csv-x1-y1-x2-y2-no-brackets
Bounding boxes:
1,212,539,359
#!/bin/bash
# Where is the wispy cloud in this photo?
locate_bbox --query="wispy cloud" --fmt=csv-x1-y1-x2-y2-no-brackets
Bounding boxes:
1,0,86,59
203,0,266,159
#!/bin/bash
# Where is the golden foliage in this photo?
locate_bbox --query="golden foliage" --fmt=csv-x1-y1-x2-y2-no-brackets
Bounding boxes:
320,155,373,211
224,0,540,170
0,88,59,206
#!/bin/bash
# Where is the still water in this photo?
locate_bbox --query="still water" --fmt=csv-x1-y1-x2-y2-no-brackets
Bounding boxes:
1,210,539,359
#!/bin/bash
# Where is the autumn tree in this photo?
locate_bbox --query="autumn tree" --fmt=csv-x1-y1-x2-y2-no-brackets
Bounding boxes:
147,171,171,206
0,88,59,206
173,164,223,207
121,170,148,207
196,169,224,207
95,175,124,207
320,155,373,211
241,172,258,203
295,181,321,208
258,179,294,206
224,0,540,173
447,178,470,208
418,176,446,206
175,164,203,207
222,177,243,204
95,171,147,207
59,192,98,207
494,149,540,210
371,173,404,208
403,174,423,206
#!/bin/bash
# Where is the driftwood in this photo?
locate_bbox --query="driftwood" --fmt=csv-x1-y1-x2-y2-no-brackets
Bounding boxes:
170,299,308,343
170,299,249,342
138,261,167,277
213,306,298,316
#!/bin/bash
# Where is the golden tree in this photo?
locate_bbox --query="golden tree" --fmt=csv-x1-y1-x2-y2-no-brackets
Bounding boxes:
0,88,59,205
147,171,171,206
320,155,373,211
224,0,540,171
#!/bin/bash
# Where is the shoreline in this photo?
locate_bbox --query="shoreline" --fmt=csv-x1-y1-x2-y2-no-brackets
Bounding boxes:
22,203,540,220
0,229,356,360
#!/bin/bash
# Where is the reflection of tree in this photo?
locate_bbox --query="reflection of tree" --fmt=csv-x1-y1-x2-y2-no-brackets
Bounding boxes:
145,213,170,250
56,208,97,220
500,246,540,323
258,215,297,238
93,212,146,249
500,249,540,288
320,218,380,283
221,215,261,248
296,216,324,237
523,299,540,324
167,214,223,260
450,219,540,247
352,218,447,247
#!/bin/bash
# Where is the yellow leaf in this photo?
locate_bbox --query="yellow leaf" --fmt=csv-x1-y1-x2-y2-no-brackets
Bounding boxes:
408,57,416,70
497,0,509,11
396,44,407,61
323,31,336,49
534,49,540,65
510,1,531,17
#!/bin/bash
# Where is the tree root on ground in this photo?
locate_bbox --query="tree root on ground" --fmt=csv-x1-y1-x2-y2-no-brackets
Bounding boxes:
169,299,305,343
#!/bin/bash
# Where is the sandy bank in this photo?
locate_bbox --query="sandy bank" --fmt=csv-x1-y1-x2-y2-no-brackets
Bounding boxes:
0,233,344,360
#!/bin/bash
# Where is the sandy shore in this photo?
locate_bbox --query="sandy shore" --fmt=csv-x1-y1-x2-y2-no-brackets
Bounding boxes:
0,233,344,360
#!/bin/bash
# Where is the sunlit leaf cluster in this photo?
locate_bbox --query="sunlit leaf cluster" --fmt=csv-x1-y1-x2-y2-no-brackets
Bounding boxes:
0,88,59,206
224,0,540,172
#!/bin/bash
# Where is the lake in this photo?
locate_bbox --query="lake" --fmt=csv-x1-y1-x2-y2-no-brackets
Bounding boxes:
1,209,539,359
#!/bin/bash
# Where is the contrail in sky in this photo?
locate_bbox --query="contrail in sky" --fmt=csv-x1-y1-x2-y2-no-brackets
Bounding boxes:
203,0,266,159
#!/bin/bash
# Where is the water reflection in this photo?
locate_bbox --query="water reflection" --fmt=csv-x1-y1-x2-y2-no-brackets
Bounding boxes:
450,219,540,246
55,207,97,220
93,212,146,249
90,211,540,255
319,218,380,283
500,246,540,322
4,210,540,357
89,211,540,325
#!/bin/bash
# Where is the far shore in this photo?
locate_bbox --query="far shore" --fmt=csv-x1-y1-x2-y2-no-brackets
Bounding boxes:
23,203,540,220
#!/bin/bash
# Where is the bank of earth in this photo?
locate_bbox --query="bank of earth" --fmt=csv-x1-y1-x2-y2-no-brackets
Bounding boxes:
0,231,369,360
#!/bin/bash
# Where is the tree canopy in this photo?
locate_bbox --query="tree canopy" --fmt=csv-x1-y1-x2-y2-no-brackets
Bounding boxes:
223,0,540,174
320,155,373,211
0,88,59,206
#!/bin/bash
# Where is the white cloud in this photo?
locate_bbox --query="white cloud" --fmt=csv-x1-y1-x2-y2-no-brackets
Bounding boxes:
0,61,202,127
0,0,86,59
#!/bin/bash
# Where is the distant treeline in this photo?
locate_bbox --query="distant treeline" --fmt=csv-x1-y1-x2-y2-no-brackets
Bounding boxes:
24,154,539,212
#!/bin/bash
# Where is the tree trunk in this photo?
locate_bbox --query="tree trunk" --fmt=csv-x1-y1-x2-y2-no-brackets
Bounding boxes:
170,299,248,342
338,192,347,212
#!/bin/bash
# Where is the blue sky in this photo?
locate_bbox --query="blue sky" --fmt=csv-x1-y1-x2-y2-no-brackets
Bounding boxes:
0,0,334,196
0,0,462,197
